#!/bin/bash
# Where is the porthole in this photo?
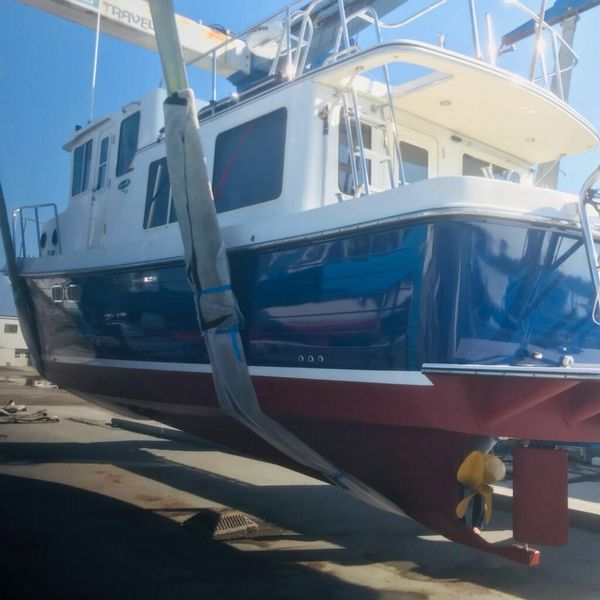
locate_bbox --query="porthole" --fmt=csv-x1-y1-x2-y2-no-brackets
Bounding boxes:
51,229,58,246
66,284,82,303
51,285,64,303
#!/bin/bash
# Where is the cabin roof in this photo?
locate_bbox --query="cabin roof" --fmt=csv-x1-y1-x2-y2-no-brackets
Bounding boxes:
314,41,599,164
63,117,111,152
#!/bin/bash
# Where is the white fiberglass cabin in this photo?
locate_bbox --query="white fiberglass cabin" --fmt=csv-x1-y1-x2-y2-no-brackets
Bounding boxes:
22,1,597,272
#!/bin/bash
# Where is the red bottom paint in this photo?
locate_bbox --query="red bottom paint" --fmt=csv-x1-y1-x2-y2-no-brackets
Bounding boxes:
44,361,598,566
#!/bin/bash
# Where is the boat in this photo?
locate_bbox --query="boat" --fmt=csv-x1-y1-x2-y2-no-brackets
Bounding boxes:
3,0,600,565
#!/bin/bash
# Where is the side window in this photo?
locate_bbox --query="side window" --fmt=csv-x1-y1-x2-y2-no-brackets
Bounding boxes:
143,158,177,228
116,111,141,176
463,154,520,182
338,117,372,196
71,139,93,196
212,108,287,213
96,136,110,190
4,323,18,334
400,141,428,183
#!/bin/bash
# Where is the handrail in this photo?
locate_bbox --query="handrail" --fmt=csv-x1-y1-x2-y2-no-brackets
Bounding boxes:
12,203,61,258
578,165,600,325
181,0,582,110
335,5,408,193
501,0,579,100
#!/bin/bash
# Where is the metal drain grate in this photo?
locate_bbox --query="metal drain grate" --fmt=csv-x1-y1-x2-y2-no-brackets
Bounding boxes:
214,510,258,539
183,508,259,540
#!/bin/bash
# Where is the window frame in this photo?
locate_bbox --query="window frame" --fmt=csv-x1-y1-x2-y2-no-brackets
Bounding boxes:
212,107,287,214
116,111,141,177
399,140,429,184
336,114,434,195
71,139,94,197
96,135,111,190
462,153,521,183
143,157,177,230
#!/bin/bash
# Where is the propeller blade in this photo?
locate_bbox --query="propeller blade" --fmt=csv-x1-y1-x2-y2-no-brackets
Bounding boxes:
457,450,485,489
483,454,506,484
456,493,476,519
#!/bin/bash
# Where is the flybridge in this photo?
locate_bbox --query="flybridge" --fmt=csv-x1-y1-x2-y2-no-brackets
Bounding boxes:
19,0,596,108
16,0,600,87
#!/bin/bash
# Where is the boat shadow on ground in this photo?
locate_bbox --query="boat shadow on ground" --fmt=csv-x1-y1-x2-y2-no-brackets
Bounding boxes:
0,438,598,599
0,472,385,600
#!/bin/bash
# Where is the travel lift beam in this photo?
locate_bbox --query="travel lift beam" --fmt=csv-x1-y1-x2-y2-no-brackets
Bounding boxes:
14,0,245,74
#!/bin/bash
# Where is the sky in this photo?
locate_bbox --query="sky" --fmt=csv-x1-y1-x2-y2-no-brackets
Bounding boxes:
0,0,599,316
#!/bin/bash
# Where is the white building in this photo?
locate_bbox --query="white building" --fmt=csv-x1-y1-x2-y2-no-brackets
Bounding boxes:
0,315,30,368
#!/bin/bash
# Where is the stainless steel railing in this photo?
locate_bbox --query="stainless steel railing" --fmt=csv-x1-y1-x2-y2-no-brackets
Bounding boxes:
579,166,600,325
12,204,61,258
185,0,578,109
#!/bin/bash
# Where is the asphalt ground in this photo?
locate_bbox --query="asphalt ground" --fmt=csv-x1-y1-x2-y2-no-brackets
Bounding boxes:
1,371,600,599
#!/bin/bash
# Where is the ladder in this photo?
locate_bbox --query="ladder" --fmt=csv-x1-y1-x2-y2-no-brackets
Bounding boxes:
335,5,407,197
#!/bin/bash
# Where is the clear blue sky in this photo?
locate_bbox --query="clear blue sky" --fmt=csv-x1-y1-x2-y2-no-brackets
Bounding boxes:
1,0,599,316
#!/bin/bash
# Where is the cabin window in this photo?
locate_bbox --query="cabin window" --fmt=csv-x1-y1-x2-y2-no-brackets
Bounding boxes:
96,136,110,190
4,323,18,334
338,118,372,196
71,139,93,196
143,158,177,228
116,111,141,176
400,141,428,183
463,154,520,182
212,108,287,213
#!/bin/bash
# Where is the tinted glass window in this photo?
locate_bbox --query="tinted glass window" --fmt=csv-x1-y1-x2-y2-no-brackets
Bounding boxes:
212,108,286,213
463,154,520,182
116,112,141,176
338,117,372,196
71,139,93,196
4,323,18,334
400,141,428,183
144,158,177,228
96,136,110,189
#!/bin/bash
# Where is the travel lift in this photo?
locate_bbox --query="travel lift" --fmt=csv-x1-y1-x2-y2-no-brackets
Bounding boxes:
1,0,600,566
